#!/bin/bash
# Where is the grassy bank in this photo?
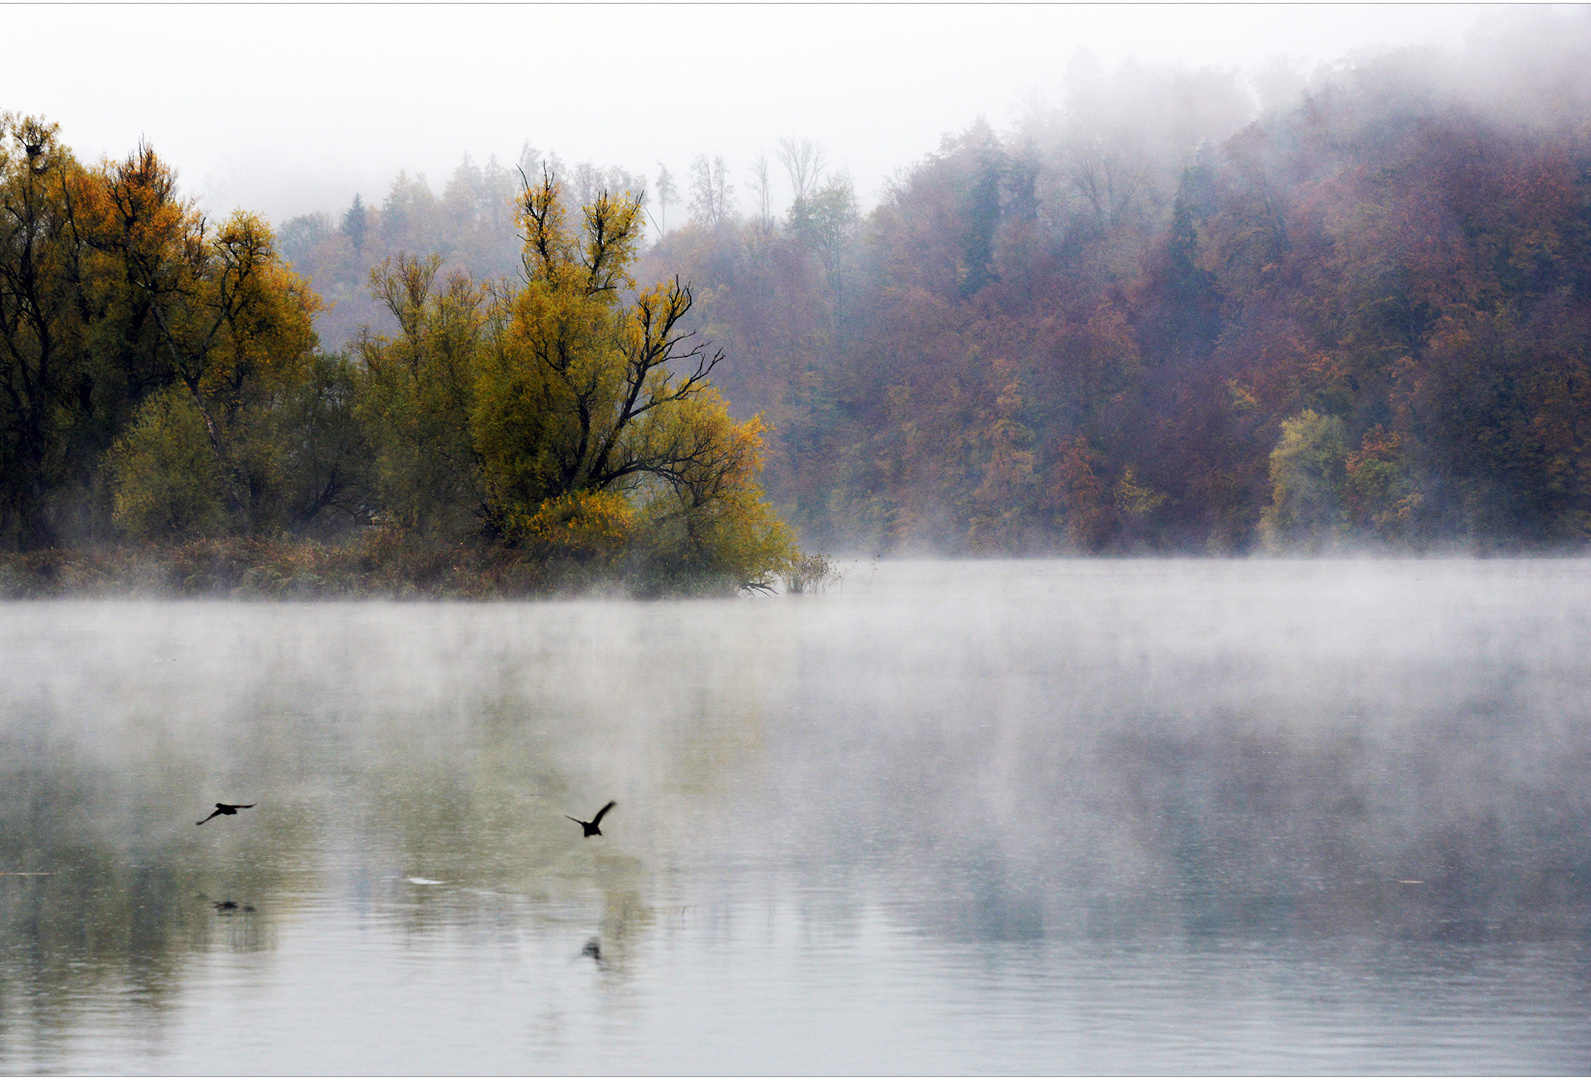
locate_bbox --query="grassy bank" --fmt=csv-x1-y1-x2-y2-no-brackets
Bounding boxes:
0,534,799,600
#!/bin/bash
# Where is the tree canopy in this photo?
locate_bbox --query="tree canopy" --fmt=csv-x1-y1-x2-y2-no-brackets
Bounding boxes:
0,116,797,594
619,51,1591,554
355,171,795,589
0,114,323,549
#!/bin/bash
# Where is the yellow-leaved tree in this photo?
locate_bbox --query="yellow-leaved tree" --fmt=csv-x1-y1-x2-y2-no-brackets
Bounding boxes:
362,173,797,591
84,144,323,536
478,173,795,590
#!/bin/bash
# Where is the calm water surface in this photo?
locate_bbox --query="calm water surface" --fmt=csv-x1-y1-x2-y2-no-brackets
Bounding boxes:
0,559,1588,1073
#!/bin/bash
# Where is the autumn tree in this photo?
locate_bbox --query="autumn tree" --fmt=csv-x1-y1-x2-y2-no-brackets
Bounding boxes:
3,121,324,546
788,175,858,298
1259,410,1349,549
341,194,368,251
89,143,323,534
777,138,828,204
687,155,735,229
748,152,776,236
475,172,793,587
357,253,490,537
0,113,89,547
350,173,795,587
104,385,225,540
652,162,678,236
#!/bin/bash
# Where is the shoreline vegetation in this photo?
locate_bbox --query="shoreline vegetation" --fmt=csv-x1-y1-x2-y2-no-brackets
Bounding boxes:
0,117,817,598
0,537,841,600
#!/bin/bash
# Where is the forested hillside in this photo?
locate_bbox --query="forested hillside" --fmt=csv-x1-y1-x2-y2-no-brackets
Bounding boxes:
9,21,1591,582
280,34,1591,555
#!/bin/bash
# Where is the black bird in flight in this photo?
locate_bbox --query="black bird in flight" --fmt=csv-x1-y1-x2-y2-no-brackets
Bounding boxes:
196,802,255,826
566,800,616,837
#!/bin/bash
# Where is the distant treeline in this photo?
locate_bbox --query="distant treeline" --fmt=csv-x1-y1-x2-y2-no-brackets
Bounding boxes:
662,44,1591,553
282,20,1591,554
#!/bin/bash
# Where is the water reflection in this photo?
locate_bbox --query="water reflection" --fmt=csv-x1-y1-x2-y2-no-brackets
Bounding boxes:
0,562,1586,1071
0,740,293,1066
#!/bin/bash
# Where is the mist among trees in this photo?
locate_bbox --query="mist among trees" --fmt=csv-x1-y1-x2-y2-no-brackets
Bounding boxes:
278,14,1591,556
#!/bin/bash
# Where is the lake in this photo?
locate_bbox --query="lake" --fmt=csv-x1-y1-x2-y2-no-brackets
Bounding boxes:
0,559,1587,1073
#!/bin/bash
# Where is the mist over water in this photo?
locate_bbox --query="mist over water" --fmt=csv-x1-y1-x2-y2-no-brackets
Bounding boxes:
0,559,1587,1072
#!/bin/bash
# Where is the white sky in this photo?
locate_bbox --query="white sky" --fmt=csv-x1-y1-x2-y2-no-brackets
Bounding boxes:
2,3,1509,226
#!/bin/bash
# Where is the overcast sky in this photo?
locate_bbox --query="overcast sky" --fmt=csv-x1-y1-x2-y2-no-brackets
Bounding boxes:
2,4,1513,225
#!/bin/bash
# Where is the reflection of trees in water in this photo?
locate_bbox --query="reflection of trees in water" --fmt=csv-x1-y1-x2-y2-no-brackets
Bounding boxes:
341,705,721,972
1094,721,1589,939
764,579,1591,950
0,731,312,1055
18,583,1581,1059
0,599,788,1063
276,616,777,973
591,874,654,977
821,707,1591,946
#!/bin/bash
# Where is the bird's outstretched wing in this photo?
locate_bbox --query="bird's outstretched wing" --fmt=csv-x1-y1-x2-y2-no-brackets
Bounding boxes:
233,804,256,810
196,809,222,826
565,815,583,825
590,801,617,826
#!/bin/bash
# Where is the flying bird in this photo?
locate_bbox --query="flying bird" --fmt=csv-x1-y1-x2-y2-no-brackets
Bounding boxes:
196,802,255,826
566,800,616,837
